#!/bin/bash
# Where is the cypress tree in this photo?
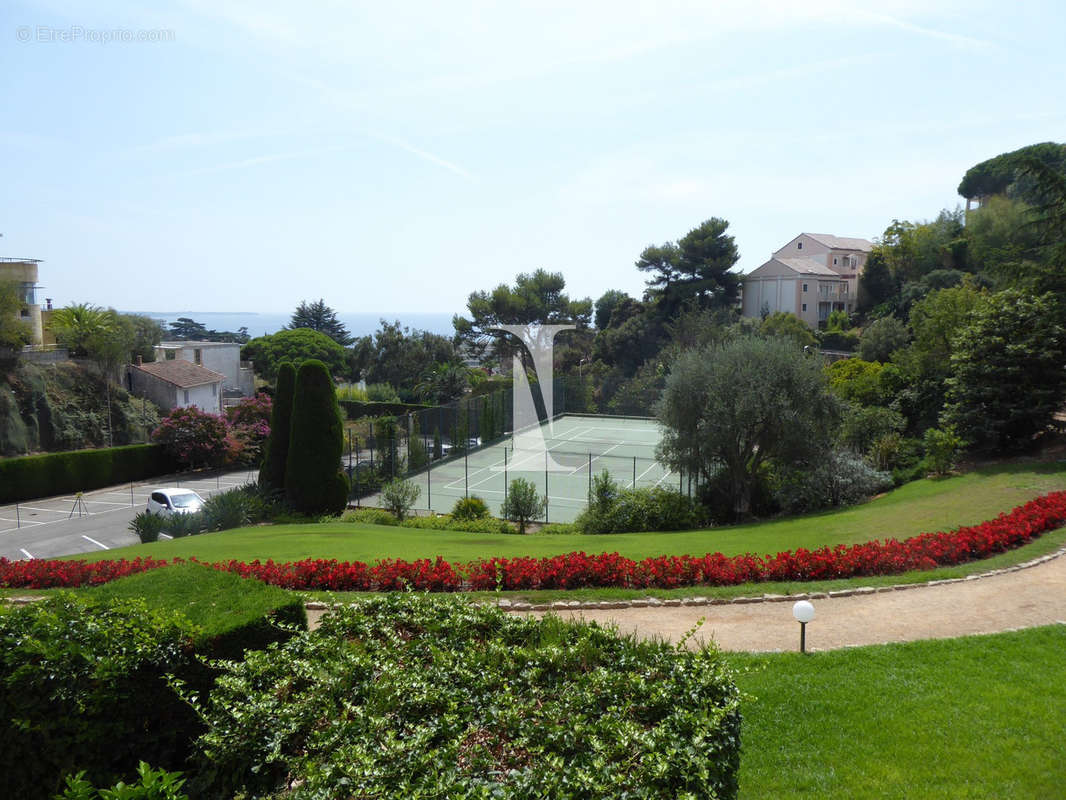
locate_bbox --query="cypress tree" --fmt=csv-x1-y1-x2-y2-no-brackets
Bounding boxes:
258,361,296,492
285,360,349,514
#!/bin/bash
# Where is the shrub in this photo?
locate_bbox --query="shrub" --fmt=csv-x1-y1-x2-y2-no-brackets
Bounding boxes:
451,495,490,520
540,522,579,534
577,485,704,534
162,511,204,538
924,425,966,476
200,488,252,532
399,515,516,534
152,407,229,470
0,595,200,799
0,444,175,505
501,478,546,533
258,362,295,492
223,393,271,467
380,477,421,520
341,507,399,526
366,382,401,402
128,510,165,543
58,762,188,800
774,450,893,514
187,595,742,800
284,360,349,515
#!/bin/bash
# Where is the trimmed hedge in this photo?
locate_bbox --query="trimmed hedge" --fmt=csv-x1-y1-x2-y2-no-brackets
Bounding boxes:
0,443,176,504
285,360,349,514
339,399,432,420
0,566,307,798
257,361,295,492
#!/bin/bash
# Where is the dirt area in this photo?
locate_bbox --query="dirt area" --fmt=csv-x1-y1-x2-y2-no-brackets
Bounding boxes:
305,549,1066,652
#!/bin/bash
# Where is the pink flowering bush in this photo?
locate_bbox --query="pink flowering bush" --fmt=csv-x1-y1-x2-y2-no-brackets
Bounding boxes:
152,395,271,469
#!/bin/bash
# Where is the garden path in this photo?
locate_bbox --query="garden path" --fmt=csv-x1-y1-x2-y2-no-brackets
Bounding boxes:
524,549,1066,651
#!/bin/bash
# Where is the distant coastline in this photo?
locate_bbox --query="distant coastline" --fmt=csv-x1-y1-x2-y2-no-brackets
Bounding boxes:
122,311,458,339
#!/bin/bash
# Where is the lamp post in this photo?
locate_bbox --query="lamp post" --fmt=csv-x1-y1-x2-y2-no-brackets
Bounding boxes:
792,600,815,654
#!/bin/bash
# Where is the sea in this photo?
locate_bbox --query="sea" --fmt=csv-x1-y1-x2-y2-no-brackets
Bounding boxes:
123,311,459,340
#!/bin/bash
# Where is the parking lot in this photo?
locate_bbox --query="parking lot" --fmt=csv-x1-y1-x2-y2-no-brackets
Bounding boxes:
0,468,259,561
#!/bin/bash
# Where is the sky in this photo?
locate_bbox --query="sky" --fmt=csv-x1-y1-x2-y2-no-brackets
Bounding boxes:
2,0,1064,316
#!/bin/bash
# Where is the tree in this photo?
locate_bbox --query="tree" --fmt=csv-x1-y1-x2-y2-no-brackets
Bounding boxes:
453,270,592,366
47,304,113,357
0,280,32,352
657,336,839,520
958,142,1066,206
167,317,210,340
758,312,816,347
501,478,546,533
858,316,909,362
242,328,347,383
594,289,630,330
857,250,896,313
413,362,469,404
288,299,353,346
152,406,229,469
943,290,1066,451
362,320,457,395
125,315,165,362
380,478,421,521
284,360,349,514
638,218,740,315
258,362,296,491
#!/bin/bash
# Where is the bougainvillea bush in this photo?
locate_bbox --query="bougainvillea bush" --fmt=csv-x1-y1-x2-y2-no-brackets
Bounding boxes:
185,594,742,799
2,492,1064,592
152,395,271,470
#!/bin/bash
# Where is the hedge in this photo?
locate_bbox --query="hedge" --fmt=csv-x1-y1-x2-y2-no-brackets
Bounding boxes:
0,566,306,798
285,360,349,515
4,491,1065,592
0,444,177,504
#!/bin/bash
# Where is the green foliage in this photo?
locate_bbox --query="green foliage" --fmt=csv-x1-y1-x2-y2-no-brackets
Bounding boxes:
151,406,228,469
354,321,457,398
658,335,840,520
128,510,166,543
200,489,252,532
0,444,175,504
187,595,742,799
366,382,401,402
380,477,421,520
759,311,816,347
0,279,32,351
817,330,859,352
58,762,188,800
839,404,906,454
407,431,429,471
957,141,1066,203
858,316,909,362
501,477,546,533
577,484,705,533
241,328,348,383
400,515,516,534
773,450,893,514
857,251,896,313
285,360,349,515
0,595,199,799
162,511,204,538
825,358,891,406
923,425,966,476
413,362,469,404
943,290,1066,451
288,298,353,345
257,361,295,492
594,289,630,329
604,359,667,416
166,317,249,344
341,507,400,526
825,309,851,331
638,218,741,317
451,494,490,520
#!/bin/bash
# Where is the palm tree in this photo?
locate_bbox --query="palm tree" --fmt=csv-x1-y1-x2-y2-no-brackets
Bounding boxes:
414,362,470,404
47,304,113,357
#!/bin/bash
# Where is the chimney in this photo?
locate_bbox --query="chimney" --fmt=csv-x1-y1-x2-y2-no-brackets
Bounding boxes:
136,355,143,366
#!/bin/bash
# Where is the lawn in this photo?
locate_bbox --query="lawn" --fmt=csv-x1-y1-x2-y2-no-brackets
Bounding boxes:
67,461,1066,567
728,624,1066,798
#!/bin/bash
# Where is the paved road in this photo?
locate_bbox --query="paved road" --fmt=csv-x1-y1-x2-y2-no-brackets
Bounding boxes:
0,468,260,561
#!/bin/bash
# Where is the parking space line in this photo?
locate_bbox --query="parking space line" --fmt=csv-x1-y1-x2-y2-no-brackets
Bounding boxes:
81,535,109,550
159,533,173,540
16,505,72,515
19,548,34,559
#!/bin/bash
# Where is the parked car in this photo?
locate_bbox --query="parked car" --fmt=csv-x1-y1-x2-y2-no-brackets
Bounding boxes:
147,488,206,517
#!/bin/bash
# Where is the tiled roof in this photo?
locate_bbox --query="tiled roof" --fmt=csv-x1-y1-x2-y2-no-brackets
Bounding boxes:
772,257,840,276
132,360,225,389
803,233,873,252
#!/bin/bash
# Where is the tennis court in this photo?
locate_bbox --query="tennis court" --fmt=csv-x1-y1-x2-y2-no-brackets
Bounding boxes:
366,414,680,523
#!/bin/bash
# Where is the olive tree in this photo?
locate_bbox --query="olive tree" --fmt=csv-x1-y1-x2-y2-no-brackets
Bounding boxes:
657,336,840,520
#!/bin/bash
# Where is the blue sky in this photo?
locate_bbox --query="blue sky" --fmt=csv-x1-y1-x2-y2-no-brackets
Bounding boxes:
2,0,1063,315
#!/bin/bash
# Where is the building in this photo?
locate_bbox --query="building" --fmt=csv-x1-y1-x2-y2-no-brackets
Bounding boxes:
127,359,226,415
154,340,254,398
741,233,873,327
0,257,45,346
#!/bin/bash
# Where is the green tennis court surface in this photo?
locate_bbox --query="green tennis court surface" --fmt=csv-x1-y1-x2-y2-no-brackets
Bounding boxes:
367,415,680,523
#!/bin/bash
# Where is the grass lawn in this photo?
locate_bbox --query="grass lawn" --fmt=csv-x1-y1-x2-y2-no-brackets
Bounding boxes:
63,461,1066,568
728,624,1066,798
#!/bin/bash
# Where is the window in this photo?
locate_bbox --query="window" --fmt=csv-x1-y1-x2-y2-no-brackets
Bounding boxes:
802,303,807,312
194,349,202,365
183,390,189,404
797,242,803,250
802,283,808,292
165,350,176,360
833,257,838,265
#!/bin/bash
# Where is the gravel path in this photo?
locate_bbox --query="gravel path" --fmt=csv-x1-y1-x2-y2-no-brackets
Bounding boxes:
524,550,1066,652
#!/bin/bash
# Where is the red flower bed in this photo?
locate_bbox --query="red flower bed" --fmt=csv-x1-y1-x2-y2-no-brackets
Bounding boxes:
3,492,1065,592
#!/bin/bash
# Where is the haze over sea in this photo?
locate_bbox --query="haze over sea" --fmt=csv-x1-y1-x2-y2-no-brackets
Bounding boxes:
123,311,458,340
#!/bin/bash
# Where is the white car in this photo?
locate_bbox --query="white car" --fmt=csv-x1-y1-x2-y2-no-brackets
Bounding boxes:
147,488,206,516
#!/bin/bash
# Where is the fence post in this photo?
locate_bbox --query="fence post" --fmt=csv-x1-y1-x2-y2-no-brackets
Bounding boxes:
544,449,549,524
464,446,469,498
427,448,432,513
587,452,592,504
632,456,636,489
369,422,375,470
354,439,361,507
503,446,508,516
15,503,19,529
